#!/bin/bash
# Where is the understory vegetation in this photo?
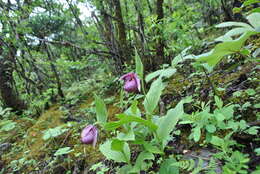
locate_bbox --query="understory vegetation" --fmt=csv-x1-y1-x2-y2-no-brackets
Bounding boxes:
0,0,259,173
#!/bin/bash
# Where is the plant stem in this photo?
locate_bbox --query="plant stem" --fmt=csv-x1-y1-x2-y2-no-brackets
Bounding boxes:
203,68,217,96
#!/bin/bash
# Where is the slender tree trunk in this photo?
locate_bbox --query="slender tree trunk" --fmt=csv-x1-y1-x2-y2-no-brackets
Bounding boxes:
133,0,150,70
66,0,88,35
146,0,153,14
113,0,130,64
134,0,146,51
221,0,233,21
44,43,64,98
155,0,164,69
0,44,26,111
93,0,125,73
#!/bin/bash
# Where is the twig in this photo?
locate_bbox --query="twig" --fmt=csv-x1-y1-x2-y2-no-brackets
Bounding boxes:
61,130,72,147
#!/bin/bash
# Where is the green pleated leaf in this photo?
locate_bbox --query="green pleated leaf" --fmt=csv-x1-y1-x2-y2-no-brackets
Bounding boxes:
135,49,144,80
130,151,154,173
197,32,255,67
104,114,157,131
100,140,130,163
144,77,164,114
94,94,108,125
247,12,260,29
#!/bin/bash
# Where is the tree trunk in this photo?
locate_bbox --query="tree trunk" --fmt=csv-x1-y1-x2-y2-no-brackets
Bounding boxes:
93,0,125,73
44,43,64,98
221,0,233,21
146,0,153,14
113,0,130,64
155,0,164,69
0,54,26,111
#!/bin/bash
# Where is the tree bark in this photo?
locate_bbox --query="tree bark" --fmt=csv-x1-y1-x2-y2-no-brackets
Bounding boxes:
146,0,153,14
155,0,164,69
93,0,125,73
221,0,233,21
0,43,26,111
113,0,130,64
44,43,64,98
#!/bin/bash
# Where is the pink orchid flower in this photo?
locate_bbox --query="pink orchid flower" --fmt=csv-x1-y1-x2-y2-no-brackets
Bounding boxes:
120,72,141,93
81,125,98,147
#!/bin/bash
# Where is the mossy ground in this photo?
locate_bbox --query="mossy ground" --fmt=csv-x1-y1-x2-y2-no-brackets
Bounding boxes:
2,92,123,173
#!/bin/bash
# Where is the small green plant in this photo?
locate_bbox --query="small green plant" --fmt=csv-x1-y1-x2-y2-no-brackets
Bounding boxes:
222,151,250,174
54,147,74,156
94,55,193,173
0,120,17,132
179,96,250,143
0,106,12,118
89,162,110,174
42,125,69,140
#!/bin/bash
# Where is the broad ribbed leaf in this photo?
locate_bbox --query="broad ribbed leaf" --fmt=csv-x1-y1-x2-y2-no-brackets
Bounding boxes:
111,139,125,152
117,129,135,141
156,99,186,147
144,142,163,154
161,68,176,78
247,13,260,29
145,70,163,83
100,140,130,163
104,114,157,131
135,49,144,80
159,158,179,174
193,126,201,142
54,147,73,156
197,32,255,66
94,94,108,125
171,46,192,67
130,151,154,173
145,68,176,83
243,0,260,7
144,77,164,114
224,27,251,37
216,22,253,30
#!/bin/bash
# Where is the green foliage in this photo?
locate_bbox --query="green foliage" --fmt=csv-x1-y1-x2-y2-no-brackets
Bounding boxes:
0,107,12,118
54,147,74,156
223,151,250,174
104,114,157,131
135,49,144,80
143,77,164,115
145,47,191,83
156,98,189,148
98,56,193,172
42,125,68,140
130,151,154,173
255,148,260,155
196,13,260,68
0,120,16,132
94,94,108,125
99,139,130,163
1,0,259,173
234,0,260,14
180,96,256,144
159,158,179,174
89,162,109,174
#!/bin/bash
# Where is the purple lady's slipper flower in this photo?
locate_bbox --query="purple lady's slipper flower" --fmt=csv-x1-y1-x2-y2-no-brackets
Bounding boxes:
81,125,98,147
120,72,141,93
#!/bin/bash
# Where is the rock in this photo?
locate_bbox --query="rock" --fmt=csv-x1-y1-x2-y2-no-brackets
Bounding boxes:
0,143,12,156
183,148,222,174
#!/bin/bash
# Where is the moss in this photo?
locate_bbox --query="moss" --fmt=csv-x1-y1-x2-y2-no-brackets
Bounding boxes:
79,97,94,110
2,106,63,168
107,104,122,121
